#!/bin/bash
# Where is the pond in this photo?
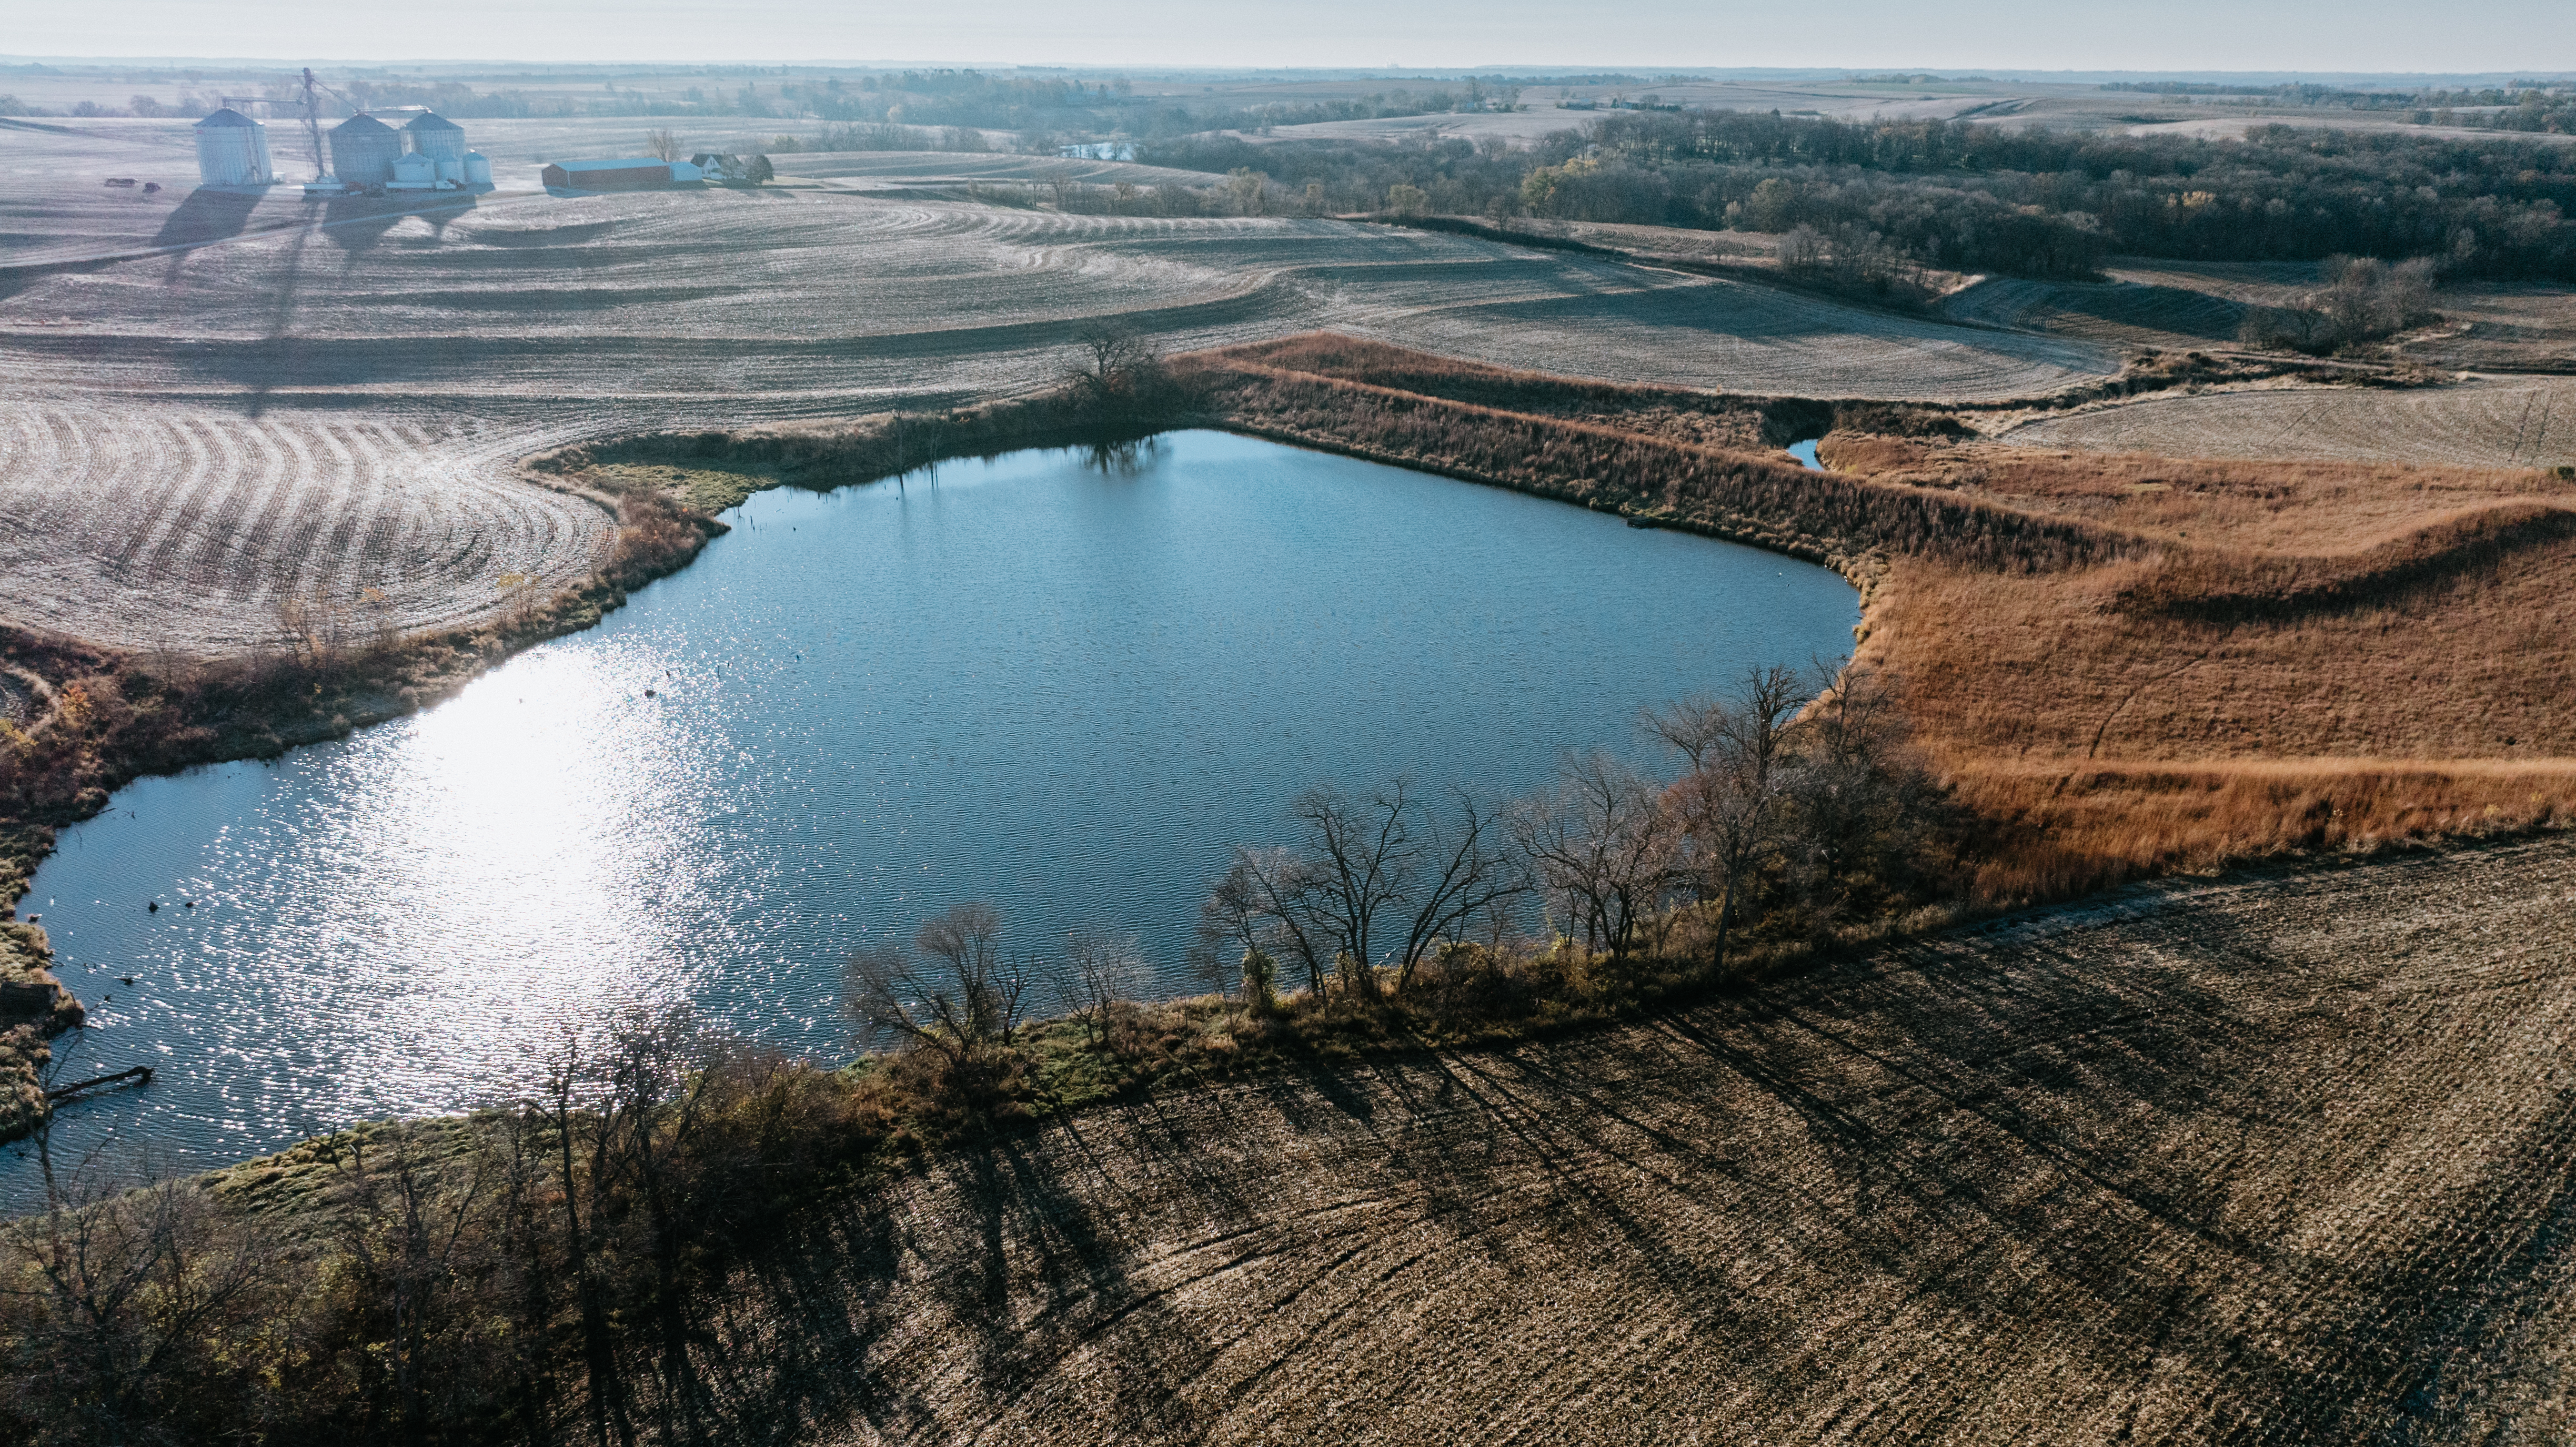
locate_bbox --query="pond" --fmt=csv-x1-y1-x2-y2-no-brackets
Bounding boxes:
8,430,1858,1204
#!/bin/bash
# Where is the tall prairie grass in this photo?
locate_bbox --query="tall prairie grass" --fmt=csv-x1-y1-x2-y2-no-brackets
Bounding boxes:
1192,335,2576,907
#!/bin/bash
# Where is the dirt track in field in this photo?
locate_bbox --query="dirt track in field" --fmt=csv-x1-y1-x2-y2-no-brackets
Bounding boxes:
1999,376,2576,468
710,835,2576,1444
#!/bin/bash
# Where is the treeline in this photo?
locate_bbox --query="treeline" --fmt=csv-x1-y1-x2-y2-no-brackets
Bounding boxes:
1145,111,2576,282
0,662,1955,1443
2097,79,2576,134
46,70,1483,135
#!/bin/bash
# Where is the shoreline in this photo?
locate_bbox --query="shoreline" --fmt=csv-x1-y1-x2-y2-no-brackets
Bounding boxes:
8,341,2570,1150
0,388,1200,1143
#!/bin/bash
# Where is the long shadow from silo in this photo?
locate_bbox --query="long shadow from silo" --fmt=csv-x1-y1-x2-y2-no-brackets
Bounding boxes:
149,186,264,249
321,191,479,254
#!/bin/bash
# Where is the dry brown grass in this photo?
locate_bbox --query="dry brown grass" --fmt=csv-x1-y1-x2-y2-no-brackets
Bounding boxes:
1192,337,2576,905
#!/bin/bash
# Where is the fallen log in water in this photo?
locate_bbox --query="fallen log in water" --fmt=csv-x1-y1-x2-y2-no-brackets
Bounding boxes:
46,1065,152,1102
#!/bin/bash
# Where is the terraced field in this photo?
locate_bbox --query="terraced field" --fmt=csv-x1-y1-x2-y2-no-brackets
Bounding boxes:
714,835,2576,1444
2001,376,2576,467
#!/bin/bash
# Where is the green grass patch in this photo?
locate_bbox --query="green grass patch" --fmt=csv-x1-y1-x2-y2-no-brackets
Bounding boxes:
586,461,781,513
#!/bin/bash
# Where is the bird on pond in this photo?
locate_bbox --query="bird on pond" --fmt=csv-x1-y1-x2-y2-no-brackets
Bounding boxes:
146,901,158,913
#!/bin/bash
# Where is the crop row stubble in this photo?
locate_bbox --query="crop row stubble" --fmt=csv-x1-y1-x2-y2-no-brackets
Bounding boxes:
774,838,2576,1443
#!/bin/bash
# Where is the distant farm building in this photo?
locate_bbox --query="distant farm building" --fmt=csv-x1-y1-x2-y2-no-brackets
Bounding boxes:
689,153,768,182
541,158,677,191
327,114,403,188
404,112,466,161
192,108,274,186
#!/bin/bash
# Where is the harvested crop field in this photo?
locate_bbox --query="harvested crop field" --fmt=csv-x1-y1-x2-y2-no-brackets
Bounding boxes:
0,392,612,654
1939,272,2250,351
1998,377,2576,467
0,173,2116,649
713,836,2576,1444
2,187,2114,404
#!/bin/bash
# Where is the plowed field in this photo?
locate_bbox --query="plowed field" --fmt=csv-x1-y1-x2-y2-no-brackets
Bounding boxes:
1999,377,2576,467
1,170,2117,651
715,835,2576,1444
0,393,612,653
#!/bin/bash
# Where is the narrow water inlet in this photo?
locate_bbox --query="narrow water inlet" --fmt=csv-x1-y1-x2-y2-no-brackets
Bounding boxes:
1788,439,1825,471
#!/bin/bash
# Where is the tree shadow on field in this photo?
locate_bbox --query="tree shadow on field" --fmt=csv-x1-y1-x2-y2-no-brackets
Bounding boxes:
149,186,263,249
692,1100,1246,1442
1613,849,2576,1434
688,1193,937,1444
874,1131,1230,1438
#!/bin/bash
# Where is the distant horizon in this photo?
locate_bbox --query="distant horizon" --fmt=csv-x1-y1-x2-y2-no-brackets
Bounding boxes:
6,59,2573,89
4,0,2569,75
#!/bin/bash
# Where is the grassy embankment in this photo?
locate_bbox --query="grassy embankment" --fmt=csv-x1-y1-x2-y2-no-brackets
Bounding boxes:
1177,333,2576,899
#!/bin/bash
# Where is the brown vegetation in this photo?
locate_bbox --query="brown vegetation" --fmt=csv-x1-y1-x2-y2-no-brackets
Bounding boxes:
4,333,2571,1442
1180,335,2576,904
6,828,2569,1443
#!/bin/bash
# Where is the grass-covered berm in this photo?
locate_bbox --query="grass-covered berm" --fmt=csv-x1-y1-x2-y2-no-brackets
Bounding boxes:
1169,335,2576,898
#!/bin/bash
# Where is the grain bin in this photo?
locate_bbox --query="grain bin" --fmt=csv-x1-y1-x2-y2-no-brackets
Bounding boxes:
404,111,465,161
193,108,274,186
461,151,492,186
328,114,401,188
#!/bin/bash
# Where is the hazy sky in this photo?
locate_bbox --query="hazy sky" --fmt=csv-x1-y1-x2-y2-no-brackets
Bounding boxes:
5,0,2570,74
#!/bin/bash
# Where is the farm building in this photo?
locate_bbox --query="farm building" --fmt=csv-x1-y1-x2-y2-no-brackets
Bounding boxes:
404,111,466,161
327,113,402,188
541,158,675,190
192,108,274,186
690,153,771,182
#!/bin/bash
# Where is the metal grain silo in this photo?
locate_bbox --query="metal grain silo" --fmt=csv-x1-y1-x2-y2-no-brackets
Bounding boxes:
193,108,274,186
328,113,401,188
461,151,492,186
404,111,465,161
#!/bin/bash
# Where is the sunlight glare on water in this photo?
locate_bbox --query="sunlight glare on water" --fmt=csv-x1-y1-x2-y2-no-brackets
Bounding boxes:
8,431,1858,1206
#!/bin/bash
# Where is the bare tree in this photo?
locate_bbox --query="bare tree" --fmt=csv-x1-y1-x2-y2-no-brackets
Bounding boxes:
1208,782,1528,1002
1204,846,1333,999
1069,320,1161,404
328,1122,491,1438
1,1063,278,1447
1514,753,1678,965
1292,783,1418,998
1657,663,1820,970
644,128,682,163
1386,795,1527,992
1058,927,1149,1053
843,902,1030,1066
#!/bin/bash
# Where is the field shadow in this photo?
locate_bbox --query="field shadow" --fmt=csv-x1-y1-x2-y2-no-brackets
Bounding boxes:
321,193,479,254
149,187,265,249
